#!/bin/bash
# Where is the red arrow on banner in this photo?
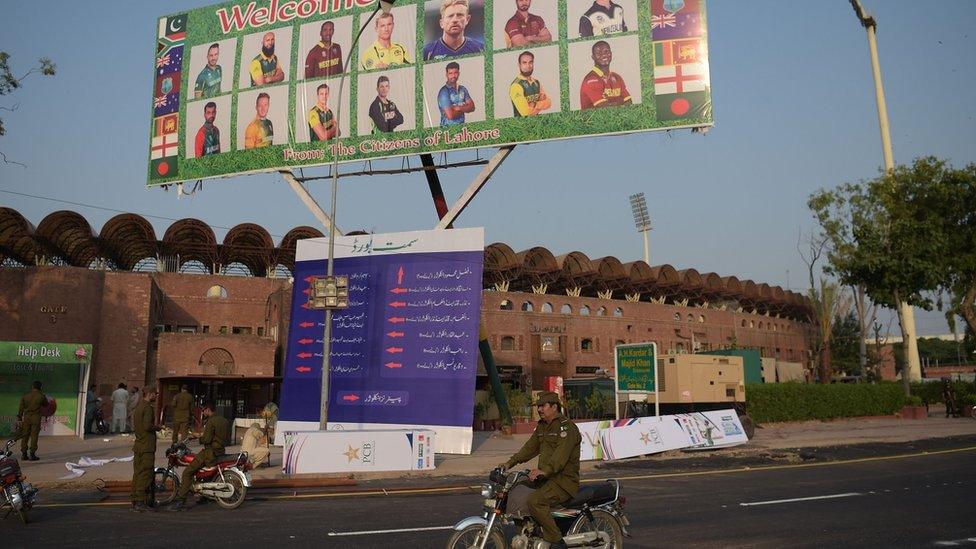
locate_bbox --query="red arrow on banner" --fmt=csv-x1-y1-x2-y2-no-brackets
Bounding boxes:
297,338,313,345
303,288,312,295
296,366,312,373
299,321,315,328
386,331,405,338
296,352,313,359
301,302,311,309
397,266,404,285
388,317,406,324
342,394,360,402
304,276,316,283
385,347,403,354
385,362,402,369
390,287,408,295
389,301,406,308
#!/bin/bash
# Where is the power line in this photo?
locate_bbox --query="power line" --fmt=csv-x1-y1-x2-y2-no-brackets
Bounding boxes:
0,188,281,238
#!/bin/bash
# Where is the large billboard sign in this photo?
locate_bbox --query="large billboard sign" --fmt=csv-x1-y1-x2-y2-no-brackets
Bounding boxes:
277,228,484,454
149,0,712,185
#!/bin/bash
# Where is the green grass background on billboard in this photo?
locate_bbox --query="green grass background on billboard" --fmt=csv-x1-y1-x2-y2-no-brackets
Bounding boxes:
0,342,91,438
149,0,711,186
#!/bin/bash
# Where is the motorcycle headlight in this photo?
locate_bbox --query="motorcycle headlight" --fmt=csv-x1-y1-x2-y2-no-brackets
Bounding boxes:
480,484,492,498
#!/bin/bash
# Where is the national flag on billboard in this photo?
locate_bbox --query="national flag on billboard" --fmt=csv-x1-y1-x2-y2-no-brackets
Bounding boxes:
150,156,178,180
655,90,710,122
160,14,188,40
154,71,181,98
153,92,180,117
653,38,706,66
156,45,183,76
651,0,703,40
154,114,179,136
654,63,708,94
150,134,179,160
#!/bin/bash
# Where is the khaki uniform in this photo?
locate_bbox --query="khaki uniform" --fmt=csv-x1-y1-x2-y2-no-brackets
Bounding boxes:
130,399,157,504
177,414,229,500
171,391,193,443
18,388,47,455
505,413,582,543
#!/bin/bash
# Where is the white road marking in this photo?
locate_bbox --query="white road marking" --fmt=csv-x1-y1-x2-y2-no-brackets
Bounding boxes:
739,492,863,507
327,525,455,537
934,537,976,546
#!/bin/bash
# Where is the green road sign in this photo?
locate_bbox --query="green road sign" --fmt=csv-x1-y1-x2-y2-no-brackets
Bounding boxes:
614,342,657,394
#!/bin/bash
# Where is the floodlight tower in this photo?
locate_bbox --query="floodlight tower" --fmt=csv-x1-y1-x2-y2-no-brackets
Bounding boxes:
849,0,921,387
629,193,652,264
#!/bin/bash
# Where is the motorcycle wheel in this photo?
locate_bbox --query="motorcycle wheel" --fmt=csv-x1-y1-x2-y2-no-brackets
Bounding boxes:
444,524,506,549
151,470,179,507
215,470,247,510
569,509,624,548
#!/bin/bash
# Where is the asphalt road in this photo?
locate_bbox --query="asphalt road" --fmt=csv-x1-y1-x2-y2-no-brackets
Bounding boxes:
3,445,975,548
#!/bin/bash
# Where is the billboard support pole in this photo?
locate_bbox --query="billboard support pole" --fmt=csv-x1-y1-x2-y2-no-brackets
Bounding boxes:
421,154,451,225
280,170,342,235
433,146,515,230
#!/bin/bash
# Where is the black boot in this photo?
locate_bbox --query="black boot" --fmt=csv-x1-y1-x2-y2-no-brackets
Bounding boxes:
21,451,28,461
131,502,149,513
166,499,186,512
29,452,39,461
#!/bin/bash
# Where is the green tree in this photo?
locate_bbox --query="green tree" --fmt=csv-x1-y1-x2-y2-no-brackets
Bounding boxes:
1,51,56,165
830,311,862,376
809,157,964,394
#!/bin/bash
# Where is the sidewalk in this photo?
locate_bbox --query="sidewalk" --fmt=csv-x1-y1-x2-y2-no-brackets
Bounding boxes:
15,411,976,490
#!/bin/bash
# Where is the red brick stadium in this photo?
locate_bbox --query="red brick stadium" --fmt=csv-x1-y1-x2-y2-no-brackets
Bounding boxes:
0,207,814,423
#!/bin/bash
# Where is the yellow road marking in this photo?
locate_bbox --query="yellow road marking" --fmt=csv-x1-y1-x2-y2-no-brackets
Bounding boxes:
35,445,976,508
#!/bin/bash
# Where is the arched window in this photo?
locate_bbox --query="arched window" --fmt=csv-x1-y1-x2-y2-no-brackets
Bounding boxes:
750,320,755,328
772,323,777,332
199,348,235,375
500,299,513,311
206,285,228,298
597,307,606,316
759,322,764,330
521,301,534,312
500,336,515,350
580,305,590,316
561,304,572,315
687,314,694,322
676,343,685,354
698,315,705,323
542,302,553,313
674,313,681,321
581,338,593,351
613,307,623,317
741,319,747,328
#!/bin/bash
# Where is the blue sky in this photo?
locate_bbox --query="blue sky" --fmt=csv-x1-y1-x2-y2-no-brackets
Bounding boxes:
2,1,974,337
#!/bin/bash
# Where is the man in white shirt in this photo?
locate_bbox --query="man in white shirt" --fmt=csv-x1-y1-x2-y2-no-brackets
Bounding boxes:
111,383,129,434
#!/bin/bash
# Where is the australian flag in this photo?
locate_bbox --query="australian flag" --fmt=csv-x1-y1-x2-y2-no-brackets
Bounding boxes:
651,0,704,41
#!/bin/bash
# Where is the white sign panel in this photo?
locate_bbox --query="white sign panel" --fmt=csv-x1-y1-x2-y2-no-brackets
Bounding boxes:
282,429,435,474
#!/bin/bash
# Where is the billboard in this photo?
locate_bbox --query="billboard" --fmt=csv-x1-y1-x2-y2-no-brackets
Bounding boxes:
276,228,484,454
0,342,92,438
148,0,712,185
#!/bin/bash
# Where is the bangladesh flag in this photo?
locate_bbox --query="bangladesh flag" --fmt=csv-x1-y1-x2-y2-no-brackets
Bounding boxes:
655,90,710,122
150,156,178,181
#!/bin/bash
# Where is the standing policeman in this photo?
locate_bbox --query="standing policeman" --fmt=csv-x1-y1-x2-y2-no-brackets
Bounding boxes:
131,385,160,512
17,381,46,461
170,385,193,443
501,392,582,549
168,400,229,511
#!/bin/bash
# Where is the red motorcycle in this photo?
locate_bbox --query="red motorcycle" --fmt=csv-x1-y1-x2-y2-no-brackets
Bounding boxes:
150,440,252,510
1,439,39,523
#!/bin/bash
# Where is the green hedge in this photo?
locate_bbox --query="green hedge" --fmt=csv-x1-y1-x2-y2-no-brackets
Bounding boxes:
745,382,907,423
910,380,976,405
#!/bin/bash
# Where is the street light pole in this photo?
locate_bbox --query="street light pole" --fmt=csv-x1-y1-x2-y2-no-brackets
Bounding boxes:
849,0,922,385
318,1,396,430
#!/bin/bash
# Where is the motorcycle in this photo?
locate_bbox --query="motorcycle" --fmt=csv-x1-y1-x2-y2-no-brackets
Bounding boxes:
447,468,629,549
91,399,110,435
1,439,39,524
149,440,252,510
